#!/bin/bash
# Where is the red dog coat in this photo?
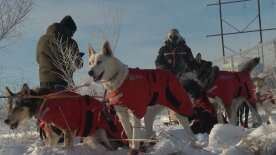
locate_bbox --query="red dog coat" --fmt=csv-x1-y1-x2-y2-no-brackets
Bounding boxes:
207,71,256,107
108,68,193,119
38,91,126,140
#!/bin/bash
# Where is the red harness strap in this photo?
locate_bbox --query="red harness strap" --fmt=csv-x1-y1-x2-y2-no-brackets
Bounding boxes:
164,50,187,68
257,90,275,103
194,96,216,114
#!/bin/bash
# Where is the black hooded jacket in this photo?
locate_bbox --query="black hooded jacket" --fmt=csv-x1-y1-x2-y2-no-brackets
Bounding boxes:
155,39,194,74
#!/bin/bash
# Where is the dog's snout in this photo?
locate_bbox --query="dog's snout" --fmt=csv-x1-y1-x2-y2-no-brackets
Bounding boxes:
4,119,10,124
88,70,94,76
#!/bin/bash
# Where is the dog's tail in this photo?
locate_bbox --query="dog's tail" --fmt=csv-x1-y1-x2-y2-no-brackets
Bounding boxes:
239,57,260,73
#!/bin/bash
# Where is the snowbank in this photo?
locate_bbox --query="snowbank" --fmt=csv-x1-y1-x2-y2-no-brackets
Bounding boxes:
208,124,248,153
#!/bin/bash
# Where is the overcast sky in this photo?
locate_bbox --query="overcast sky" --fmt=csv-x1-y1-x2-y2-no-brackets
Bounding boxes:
1,0,276,87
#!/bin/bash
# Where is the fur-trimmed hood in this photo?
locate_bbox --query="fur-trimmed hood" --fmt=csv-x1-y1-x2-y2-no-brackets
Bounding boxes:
45,21,76,39
45,23,60,37
164,36,186,46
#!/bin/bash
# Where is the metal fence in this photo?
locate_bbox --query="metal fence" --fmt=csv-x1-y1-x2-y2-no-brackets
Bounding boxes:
214,38,276,72
213,38,276,89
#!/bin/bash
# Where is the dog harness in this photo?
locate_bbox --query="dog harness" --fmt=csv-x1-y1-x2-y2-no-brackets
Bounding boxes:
107,68,193,119
194,96,216,114
207,71,256,106
256,89,275,104
38,91,126,140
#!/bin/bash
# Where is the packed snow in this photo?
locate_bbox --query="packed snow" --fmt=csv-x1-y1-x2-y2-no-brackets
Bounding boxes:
1,110,276,155
1,83,276,155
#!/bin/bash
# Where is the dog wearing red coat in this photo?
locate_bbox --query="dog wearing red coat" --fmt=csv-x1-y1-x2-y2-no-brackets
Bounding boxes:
4,84,126,150
193,53,262,127
88,41,194,149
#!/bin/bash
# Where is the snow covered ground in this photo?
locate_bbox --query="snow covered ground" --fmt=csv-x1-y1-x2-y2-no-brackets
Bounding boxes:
0,116,210,155
1,113,276,155
1,83,276,155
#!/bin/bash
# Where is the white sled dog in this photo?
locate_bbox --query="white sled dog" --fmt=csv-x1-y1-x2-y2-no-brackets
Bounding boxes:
254,74,276,124
88,41,195,149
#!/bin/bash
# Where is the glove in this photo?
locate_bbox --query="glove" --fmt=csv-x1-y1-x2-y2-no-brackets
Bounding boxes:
78,52,85,57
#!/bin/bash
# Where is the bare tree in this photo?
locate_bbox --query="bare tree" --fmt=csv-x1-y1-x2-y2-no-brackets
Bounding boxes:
0,0,33,46
90,1,123,52
48,37,82,88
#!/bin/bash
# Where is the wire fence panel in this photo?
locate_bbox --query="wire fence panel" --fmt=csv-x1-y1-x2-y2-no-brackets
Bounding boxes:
214,39,276,89
214,39,276,73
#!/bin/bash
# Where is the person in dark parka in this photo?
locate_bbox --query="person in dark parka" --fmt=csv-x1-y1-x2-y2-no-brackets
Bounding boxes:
155,28,194,74
36,15,84,90
155,29,217,134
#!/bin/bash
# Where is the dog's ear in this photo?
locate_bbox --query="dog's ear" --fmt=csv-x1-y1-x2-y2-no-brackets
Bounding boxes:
5,87,14,96
21,83,30,96
102,41,113,56
195,53,202,63
88,43,96,58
